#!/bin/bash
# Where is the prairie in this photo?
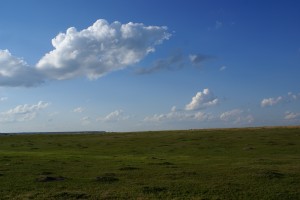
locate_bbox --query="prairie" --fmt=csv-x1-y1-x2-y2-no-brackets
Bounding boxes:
0,127,299,199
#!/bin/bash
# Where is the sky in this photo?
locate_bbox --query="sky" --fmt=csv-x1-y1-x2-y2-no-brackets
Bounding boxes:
0,0,300,132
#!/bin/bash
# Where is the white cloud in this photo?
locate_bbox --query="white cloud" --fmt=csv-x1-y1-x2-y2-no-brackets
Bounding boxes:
220,109,254,125
0,50,44,87
81,116,91,125
0,19,170,87
261,96,283,107
284,111,300,120
144,107,214,122
287,92,300,101
219,65,227,71
0,97,8,102
185,88,219,111
261,92,300,107
98,110,129,122
0,101,49,122
36,19,171,80
73,107,84,113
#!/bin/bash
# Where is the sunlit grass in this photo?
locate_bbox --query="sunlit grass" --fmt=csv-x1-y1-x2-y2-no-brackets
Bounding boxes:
0,127,300,199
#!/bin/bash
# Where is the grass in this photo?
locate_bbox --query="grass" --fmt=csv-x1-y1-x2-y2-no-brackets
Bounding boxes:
0,127,299,199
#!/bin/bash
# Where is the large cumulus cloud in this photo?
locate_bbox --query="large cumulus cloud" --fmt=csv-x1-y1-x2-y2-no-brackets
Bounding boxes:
0,19,171,87
36,19,171,80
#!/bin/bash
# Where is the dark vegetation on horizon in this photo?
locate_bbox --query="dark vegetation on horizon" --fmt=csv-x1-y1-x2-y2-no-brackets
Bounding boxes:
0,127,299,199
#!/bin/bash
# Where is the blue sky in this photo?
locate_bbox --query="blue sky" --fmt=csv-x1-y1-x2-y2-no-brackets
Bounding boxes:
0,0,299,132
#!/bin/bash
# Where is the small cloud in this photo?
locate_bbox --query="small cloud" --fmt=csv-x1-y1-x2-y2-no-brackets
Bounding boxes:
73,107,84,113
0,97,8,102
171,106,177,112
98,110,129,122
219,65,227,71
215,21,223,29
220,109,254,125
261,92,300,107
144,109,214,123
81,116,91,125
0,101,49,122
261,96,283,107
284,111,300,121
185,88,219,111
189,54,213,66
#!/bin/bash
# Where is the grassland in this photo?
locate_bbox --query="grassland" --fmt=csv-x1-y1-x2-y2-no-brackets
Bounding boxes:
0,127,300,199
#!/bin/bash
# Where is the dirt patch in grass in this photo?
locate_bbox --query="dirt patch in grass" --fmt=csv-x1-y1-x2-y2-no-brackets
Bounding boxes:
142,186,167,194
95,175,119,183
39,171,53,175
36,175,65,182
150,161,175,166
166,171,198,179
51,191,90,199
255,170,285,179
119,166,140,171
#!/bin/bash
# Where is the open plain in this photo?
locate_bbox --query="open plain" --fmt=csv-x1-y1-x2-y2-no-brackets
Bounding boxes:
0,127,299,199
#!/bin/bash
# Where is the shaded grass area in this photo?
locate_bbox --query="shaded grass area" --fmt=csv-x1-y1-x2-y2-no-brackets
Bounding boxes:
0,127,300,199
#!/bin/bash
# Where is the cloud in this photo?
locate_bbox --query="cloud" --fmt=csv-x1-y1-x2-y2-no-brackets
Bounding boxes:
0,50,44,87
0,101,49,122
136,51,184,74
261,96,283,107
220,109,254,125
219,65,227,71
185,89,219,111
73,107,84,113
81,116,91,125
0,19,170,87
98,110,129,122
189,54,212,66
261,92,300,107
36,19,171,80
215,21,223,29
0,97,8,102
144,106,214,122
284,111,300,121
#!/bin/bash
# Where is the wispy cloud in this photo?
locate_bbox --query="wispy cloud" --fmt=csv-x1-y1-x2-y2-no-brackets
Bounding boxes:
220,109,254,125
73,107,84,113
0,101,49,122
144,107,214,123
98,110,129,122
137,51,213,75
189,54,213,66
261,92,300,107
0,97,8,102
0,19,171,87
284,111,300,121
136,51,184,74
185,88,219,111
261,96,283,107
215,21,223,29
219,65,227,71
81,116,91,125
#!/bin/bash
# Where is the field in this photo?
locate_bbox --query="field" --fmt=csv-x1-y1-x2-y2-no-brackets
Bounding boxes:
0,127,300,199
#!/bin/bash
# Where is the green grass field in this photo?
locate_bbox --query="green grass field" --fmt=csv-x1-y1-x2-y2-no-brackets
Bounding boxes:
0,127,300,199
